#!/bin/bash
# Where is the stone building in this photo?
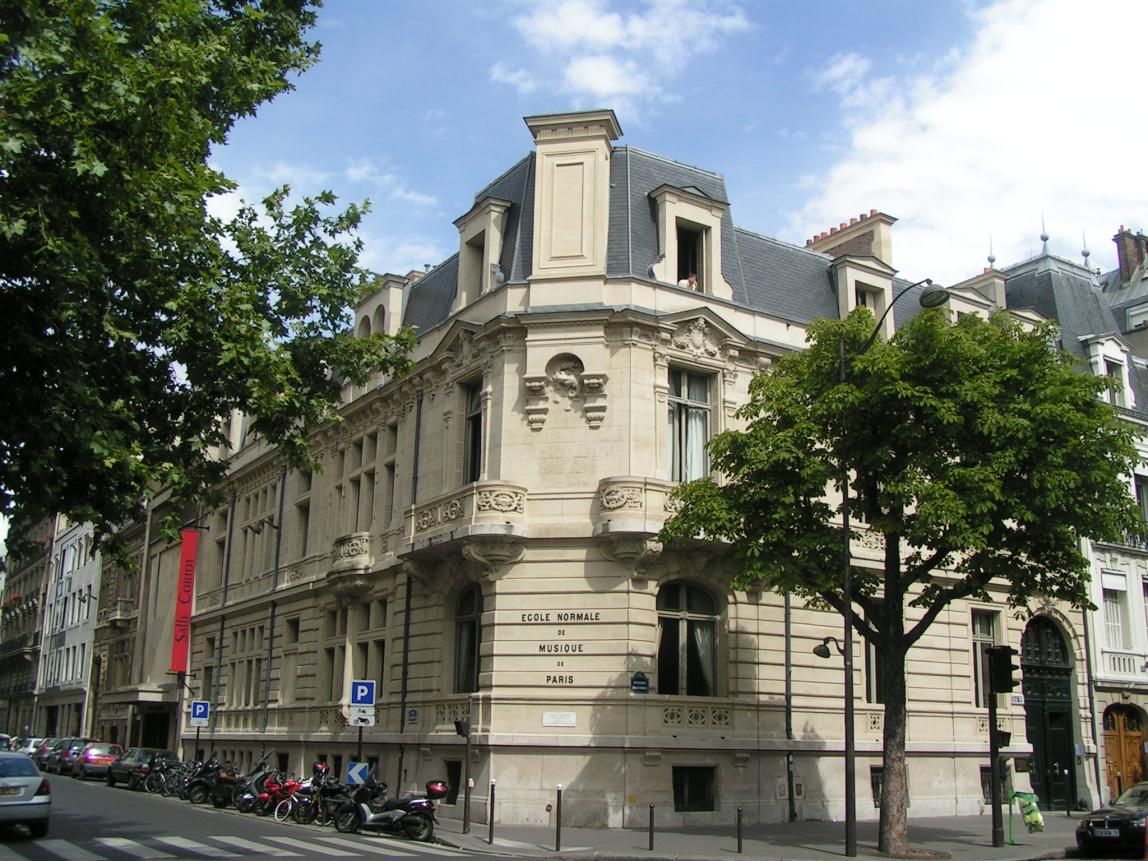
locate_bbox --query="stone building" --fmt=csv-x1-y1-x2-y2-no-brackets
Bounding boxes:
0,516,54,736
177,109,1109,827
35,518,101,738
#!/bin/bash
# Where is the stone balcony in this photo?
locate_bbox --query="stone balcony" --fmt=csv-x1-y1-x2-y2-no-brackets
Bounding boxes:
97,598,137,629
399,482,529,579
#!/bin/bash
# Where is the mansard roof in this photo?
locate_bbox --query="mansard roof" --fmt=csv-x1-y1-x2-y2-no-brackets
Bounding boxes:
399,143,842,334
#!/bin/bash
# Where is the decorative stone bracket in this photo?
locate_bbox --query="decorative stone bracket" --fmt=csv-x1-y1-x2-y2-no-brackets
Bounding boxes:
462,537,525,581
327,532,373,601
523,354,608,430
599,535,663,580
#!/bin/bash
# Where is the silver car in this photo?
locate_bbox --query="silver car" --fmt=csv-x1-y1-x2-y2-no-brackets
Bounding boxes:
0,752,50,836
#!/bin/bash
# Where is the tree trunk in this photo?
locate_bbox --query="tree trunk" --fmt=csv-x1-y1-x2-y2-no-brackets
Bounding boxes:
878,638,910,855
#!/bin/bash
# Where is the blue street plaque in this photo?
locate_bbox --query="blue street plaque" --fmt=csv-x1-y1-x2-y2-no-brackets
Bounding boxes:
630,672,650,694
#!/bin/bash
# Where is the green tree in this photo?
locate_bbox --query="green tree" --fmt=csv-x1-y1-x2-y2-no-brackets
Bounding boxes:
660,309,1140,856
0,1,413,543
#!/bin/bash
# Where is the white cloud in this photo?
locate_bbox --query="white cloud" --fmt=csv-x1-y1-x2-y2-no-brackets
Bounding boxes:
358,233,449,277
490,61,539,95
787,0,1148,284
499,0,750,114
343,158,436,207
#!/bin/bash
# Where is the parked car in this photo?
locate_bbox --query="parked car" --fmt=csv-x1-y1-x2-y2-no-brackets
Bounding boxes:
106,748,177,790
54,738,97,775
0,751,50,837
70,743,123,780
1076,781,1148,856
12,738,42,756
30,739,56,770
39,738,73,773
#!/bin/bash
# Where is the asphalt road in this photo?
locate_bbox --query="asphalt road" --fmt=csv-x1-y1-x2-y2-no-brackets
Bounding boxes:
0,773,474,861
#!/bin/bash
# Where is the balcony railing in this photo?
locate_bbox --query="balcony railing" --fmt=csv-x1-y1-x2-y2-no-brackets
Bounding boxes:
1101,649,1147,679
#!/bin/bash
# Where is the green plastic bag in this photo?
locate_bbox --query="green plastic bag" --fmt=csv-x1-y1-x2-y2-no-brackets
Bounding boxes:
1012,791,1045,833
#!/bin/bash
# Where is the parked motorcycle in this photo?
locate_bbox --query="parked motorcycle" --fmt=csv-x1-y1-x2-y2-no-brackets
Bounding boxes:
292,763,348,826
334,774,448,841
227,752,274,811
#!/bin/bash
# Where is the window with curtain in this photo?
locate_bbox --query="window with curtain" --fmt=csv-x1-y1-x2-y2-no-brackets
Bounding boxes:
971,609,997,708
668,369,711,483
1103,588,1126,649
656,581,717,696
463,383,483,484
454,585,483,693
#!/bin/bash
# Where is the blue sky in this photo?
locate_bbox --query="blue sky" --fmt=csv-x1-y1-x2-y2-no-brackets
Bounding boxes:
210,0,1148,287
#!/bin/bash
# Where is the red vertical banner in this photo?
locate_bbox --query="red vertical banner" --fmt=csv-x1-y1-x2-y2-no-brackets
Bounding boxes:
170,528,199,674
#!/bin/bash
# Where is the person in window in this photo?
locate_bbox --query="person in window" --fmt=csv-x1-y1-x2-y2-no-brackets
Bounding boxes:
677,272,700,291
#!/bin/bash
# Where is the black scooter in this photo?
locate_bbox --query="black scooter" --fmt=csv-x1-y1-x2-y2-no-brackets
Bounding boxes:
334,774,448,841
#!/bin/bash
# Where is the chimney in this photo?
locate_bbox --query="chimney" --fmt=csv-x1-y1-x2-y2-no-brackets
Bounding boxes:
1114,226,1148,285
808,210,897,266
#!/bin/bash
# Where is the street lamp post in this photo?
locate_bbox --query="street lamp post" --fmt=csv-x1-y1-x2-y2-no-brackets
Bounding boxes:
834,278,947,857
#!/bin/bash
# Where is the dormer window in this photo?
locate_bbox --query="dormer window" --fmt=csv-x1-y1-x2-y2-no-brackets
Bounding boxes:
649,184,731,301
452,197,512,312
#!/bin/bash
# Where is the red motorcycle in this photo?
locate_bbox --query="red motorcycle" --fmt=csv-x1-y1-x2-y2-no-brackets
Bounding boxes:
254,771,301,817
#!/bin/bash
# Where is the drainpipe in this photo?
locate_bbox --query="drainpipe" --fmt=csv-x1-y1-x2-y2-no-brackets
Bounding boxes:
397,570,413,791
211,491,238,738
784,592,797,821
261,467,287,733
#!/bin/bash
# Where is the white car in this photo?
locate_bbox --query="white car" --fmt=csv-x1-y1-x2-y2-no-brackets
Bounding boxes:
12,738,43,756
0,752,50,836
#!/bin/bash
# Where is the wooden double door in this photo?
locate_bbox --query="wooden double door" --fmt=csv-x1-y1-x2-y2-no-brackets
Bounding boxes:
1103,705,1145,801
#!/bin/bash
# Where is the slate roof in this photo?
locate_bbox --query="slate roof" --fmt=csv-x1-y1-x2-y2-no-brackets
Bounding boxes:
399,143,844,336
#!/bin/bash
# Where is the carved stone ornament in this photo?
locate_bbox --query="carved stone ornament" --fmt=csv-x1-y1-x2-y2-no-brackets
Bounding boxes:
522,353,609,431
327,532,373,601
601,486,643,511
672,318,721,358
476,489,526,514
462,538,525,580
415,498,465,533
600,535,663,580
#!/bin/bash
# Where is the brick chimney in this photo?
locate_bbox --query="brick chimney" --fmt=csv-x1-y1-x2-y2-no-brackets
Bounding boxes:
1114,226,1148,285
806,209,897,267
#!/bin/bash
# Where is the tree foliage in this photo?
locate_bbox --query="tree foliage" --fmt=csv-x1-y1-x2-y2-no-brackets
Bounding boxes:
661,308,1140,854
0,0,414,544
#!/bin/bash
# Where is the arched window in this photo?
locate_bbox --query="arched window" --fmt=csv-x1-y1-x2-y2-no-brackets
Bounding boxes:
656,581,717,696
454,585,483,693
356,315,371,339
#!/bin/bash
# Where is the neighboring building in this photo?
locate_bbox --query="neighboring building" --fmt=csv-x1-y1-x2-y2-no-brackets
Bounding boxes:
0,516,55,736
176,109,1110,827
35,518,101,737
1001,228,1148,804
90,493,189,749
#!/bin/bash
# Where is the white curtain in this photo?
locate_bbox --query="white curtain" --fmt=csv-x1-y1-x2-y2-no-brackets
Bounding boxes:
691,621,715,696
685,407,708,480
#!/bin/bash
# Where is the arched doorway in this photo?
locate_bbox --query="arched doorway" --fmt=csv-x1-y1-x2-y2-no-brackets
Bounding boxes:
1103,705,1145,800
1021,617,1076,809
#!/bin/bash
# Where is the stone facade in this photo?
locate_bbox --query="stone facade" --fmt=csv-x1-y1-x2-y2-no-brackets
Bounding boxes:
155,109,1113,828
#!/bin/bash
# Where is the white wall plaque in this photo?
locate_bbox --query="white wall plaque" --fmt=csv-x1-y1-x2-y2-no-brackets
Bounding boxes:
543,712,576,727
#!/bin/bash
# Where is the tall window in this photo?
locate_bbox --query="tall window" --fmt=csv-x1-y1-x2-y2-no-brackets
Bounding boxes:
656,581,717,696
463,383,483,484
971,610,997,708
864,638,885,705
668,369,711,482
454,586,483,693
676,222,705,292
1106,360,1125,407
1103,588,1126,649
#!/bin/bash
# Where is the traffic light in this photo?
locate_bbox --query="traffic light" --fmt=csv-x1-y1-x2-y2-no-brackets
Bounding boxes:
986,645,1020,694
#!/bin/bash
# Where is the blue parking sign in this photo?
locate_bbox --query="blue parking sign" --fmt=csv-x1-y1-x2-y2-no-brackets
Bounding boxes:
189,700,210,727
350,679,376,706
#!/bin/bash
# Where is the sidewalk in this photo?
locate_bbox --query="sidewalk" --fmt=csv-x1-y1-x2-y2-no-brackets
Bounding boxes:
437,810,1083,860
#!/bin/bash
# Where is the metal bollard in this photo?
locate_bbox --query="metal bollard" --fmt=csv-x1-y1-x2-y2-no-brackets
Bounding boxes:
737,806,743,853
556,784,563,852
648,803,654,851
488,779,496,845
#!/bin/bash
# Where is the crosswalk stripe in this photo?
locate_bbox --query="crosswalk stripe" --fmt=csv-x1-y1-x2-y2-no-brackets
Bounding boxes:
315,837,418,856
396,841,469,857
262,837,354,857
94,838,176,860
153,837,237,858
37,841,104,861
209,837,301,857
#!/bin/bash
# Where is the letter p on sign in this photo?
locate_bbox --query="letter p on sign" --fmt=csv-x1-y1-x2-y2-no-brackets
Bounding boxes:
350,679,376,706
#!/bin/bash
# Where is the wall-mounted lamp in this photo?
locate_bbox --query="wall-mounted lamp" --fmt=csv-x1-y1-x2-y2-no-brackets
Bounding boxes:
812,635,845,660
243,515,279,535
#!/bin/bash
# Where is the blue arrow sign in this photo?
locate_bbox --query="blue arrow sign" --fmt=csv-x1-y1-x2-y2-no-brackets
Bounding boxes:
347,762,369,785
349,679,376,706
190,700,210,720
